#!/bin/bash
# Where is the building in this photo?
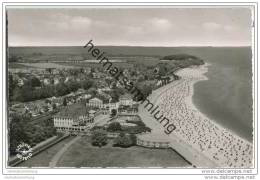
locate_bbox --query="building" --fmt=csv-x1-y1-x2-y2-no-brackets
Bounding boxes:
17,78,25,86
43,78,51,85
53,77,60,85
87,97,103,108
119,94,134,106
103,102,119,114
53,103,94,135
84,94,92,99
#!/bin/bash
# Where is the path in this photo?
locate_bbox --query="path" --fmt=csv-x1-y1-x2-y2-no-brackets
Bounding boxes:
49,136,81,167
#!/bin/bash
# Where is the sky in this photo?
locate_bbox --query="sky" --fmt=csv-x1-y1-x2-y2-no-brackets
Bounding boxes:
7,7,253,47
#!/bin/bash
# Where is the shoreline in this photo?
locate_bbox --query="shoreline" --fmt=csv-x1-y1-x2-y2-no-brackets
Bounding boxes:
139,63,253,168
178,63,252,145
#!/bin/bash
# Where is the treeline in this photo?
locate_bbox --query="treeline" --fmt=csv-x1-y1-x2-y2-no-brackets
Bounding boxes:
11,79,95,102
162,54,200,60
158,54,205,72
9,114,57,155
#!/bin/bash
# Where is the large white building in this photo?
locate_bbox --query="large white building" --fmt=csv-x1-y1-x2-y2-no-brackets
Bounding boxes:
119,94,133,106
87,97,103,108
53,103,94,134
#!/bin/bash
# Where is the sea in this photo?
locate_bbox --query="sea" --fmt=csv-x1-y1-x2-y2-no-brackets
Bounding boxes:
10,46,253,141
191,47,253,142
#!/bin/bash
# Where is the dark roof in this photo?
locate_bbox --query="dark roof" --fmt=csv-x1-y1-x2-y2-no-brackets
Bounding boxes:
119,94,133,100
55,103,89,118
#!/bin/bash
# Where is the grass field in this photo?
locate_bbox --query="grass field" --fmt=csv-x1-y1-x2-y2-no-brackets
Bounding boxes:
17,136,75,167
57,137,191,168
56,62,135,69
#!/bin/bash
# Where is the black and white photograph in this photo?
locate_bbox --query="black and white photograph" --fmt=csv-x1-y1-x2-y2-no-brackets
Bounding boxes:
0,1,259,179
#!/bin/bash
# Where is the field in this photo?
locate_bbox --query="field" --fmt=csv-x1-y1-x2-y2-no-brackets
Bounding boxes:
8,63,35,69
56,62,135,69
18,62,76,69
57,137,191,168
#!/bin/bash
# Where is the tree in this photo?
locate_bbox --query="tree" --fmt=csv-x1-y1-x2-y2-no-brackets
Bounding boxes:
110,109,117,117
13,85,34,102
113,132,133,148
67,81,80,92
9,113,57,155
45,99,51,104
107,122,121,132
9,55,21,62
9,114,30,155
63,98,67,106
81,80,94,90
137,84,152,99
8,74,17,101
52,103,57,110
30,77,41,87
91,129,108,147
129,134,137,145
55,83,69,96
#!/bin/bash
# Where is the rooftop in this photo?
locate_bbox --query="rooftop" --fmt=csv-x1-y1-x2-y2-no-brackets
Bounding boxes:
89,97,103,102
119,94,133,100
55,103,89,119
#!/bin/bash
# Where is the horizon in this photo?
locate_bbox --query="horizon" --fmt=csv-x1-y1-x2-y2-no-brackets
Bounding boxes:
9,45,252,48
8,8,252,47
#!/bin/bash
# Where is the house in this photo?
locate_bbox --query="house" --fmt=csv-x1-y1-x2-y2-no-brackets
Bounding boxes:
43,78,51,85
116,81,124,88
17,78,25,87
75,88,86,95
103,102,119,113
53,77,60,85
83,94,92,99
53,103,93,135
52,69,59,75
25,104,41,117
64,76,74,83
119,94,134,106
11,104,27,115
51,97,63,106
88,109,96,117
92,72,103,79
87,97,103,108
83,67,91,74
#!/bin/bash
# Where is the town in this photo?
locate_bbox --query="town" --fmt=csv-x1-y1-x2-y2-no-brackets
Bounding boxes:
8,51,203,167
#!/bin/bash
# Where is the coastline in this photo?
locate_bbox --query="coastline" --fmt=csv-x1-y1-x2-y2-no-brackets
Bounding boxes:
178,63,252,145
139,63,253,168
189,63,252,144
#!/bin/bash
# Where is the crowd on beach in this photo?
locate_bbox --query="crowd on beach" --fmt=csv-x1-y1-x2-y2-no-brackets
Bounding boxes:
153,66,253,168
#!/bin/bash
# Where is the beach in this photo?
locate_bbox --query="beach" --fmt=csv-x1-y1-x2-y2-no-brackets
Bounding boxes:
138,64,253,168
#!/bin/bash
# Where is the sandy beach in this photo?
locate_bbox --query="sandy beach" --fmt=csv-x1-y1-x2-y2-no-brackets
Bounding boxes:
139,64,253,168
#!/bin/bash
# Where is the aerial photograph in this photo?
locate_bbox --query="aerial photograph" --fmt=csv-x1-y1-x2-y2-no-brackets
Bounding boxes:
6,7,253,168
